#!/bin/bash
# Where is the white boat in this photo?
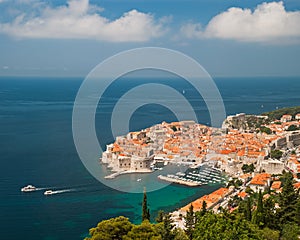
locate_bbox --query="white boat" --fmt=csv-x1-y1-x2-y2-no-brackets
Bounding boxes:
137,178,142,182
44,190,54,195
21,185,36,192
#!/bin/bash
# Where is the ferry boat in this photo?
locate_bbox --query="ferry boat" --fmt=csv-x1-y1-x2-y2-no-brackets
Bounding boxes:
21,185,36,192
44,190,54,195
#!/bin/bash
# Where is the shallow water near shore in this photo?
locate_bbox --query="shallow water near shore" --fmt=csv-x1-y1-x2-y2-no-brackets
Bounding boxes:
1,76,300,239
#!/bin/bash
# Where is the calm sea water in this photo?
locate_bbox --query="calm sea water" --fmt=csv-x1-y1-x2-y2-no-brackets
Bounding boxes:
0,76,299,240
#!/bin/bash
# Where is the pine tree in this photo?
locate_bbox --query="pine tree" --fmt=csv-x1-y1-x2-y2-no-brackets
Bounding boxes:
185,204,195,240
257,190,263,213
202,200,207,214
296,198,300,225
156,210,165,223
263,197,276,229
162,213,175,240
142,188,150,222
277,172,298,225
198,200,207,218
245,197,252,221
252,190,264,228
280,172,298,206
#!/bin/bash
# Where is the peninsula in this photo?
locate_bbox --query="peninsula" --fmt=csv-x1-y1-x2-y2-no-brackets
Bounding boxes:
101,107,300,186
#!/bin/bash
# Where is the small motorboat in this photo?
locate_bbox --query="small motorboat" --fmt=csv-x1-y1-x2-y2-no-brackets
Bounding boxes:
44,190,54,195
21,185,36,192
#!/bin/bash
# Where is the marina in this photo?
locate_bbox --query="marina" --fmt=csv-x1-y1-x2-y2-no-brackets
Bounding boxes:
158,165,226,186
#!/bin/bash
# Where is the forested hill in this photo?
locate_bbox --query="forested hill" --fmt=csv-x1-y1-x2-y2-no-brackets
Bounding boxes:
262,106,300,121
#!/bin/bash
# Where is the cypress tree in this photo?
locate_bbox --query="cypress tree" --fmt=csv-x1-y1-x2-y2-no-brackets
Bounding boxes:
263,197,276,229
252,190,264,227
142,188,150,221
277,172,298,225
202,200,207,214
280,172,297,206
162,213,175,240
185,204,195,240
198,200,207,217
245,197,252,221
295,198,300,225
257,190,263,213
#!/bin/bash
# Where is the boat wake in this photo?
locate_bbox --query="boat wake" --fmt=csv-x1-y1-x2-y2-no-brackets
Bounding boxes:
21,183,96,195
53,189,74,194
35,187,47,191
44,189,75,195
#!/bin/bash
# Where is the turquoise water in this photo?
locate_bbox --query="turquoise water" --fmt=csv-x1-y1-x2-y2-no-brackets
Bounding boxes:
0,76,300,239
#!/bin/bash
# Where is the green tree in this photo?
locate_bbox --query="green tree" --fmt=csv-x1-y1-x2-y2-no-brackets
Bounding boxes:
193,212,263,240
281,223,300,240
277,172,298,225
171,125,177,132
155,212,178,240
252,190,265,228
296,198,300,225
260,227,280,240
185,204,195,240
123,220,161,240
173,228,189,240
260,126,272,134
155,210,165,223
201,201,207,216
228,195,241,208
238,197,252,221
245,186,254,194
287,124,299,131
263,197,277,229
85,216,132,240
242,163,255,173
270,150,283,160
142,188,150,221
162,213,175,240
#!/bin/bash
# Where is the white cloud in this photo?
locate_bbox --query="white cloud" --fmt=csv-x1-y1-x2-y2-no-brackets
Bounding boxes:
181,1,300,43
0,0,165,42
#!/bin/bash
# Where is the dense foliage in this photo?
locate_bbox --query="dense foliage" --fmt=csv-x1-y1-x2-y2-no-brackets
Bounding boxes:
262,106,300,121
242,163,255,173
270,150,283,160
287,125,300,131
193,212,263,240
85,172,300,240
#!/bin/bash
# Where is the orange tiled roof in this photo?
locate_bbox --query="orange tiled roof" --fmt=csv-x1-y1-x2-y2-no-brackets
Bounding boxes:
112,143,122,153
250,173,271,186
237,191,248,199
180,188,230,212
271,181,281,190
294,182,300,189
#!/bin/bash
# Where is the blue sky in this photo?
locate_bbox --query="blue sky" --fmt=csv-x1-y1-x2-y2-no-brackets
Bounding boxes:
0,0,299,77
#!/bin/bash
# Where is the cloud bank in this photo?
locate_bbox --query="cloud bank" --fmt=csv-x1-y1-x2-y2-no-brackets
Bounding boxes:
181,1,300,43
0,0,165,42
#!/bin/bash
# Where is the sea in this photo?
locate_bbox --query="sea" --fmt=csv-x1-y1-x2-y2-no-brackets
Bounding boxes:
0,75,300,240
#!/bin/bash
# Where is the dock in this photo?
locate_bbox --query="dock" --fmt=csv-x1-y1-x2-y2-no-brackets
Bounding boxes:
158,175,201,187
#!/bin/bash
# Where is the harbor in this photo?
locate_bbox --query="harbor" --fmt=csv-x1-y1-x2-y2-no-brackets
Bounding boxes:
157,165,226,186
